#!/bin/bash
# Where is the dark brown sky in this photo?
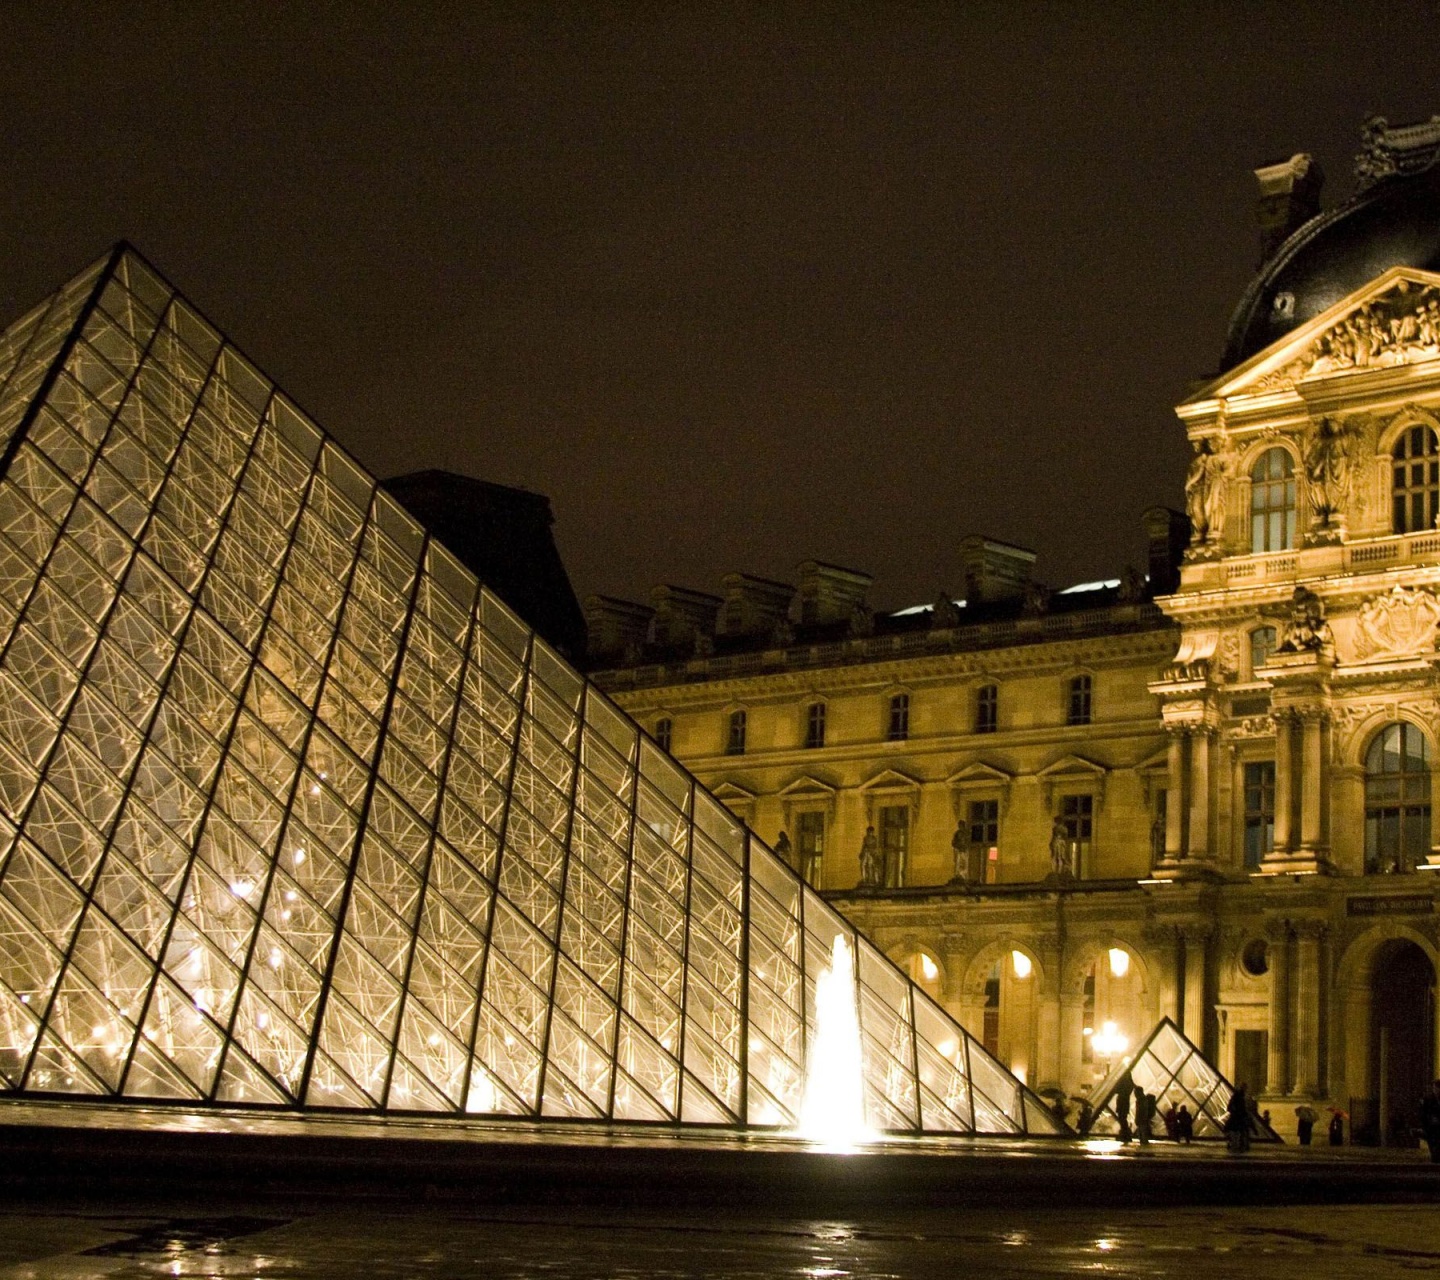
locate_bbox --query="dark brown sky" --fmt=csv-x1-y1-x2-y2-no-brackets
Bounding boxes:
5,3,1440,611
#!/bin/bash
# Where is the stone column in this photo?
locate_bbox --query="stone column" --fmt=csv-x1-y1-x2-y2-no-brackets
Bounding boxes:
1166,730,1186,859
1059,992,1087,1096
1035,985,1062,1093
1266,924,1290,1096
1291,923,1324,1097
1183,928,1209,1044
1299,710,1327,853
1272,711,1294,854
1188,729,1211,860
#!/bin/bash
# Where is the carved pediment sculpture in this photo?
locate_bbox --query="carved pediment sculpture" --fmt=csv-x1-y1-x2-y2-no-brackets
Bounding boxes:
1258,280,1440,389
1352,586,1440,661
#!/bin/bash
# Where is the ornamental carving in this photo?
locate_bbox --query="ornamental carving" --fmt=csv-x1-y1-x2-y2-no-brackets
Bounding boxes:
1352,586,1440,661
1229,716,1275,740
1257,281,1440,389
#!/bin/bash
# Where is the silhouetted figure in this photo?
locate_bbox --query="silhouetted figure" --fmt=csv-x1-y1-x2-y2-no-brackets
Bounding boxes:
1225,1083,1251,1153
1114,1072,1134,1144
1176,1103,1194,1144
774,831,793,871
1420,1081,1440,1163
1328,1109,1345,1146
1135,1086,1153,1146
1294,1103,1316,1146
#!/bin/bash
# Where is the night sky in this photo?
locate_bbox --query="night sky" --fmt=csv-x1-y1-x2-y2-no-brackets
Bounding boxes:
5,4,1440,612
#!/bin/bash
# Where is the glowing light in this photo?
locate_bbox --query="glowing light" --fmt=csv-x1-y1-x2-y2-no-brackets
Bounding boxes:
918,953,939,983
284,890,297,902
1108,948,1130,979
1011,950,1032,979
229,879,253,899
797,934,872,1147
466,1072,499,1113
427,1033,441,1047
1092,1019,1128,1059
293,848,306,865
19,994,28,1005
268,948,283,969
937,1038,957,1059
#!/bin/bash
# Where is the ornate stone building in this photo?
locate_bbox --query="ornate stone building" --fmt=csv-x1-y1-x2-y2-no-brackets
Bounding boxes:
592,116,1440,1143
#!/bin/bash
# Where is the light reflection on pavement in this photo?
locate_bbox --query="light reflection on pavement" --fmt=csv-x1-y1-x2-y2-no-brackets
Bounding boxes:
0,1202,1438,1279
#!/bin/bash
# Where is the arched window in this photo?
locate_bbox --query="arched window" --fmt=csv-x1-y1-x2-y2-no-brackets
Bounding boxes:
1392,425,1440,533
1365,722,1432,874
1250,447,1296,552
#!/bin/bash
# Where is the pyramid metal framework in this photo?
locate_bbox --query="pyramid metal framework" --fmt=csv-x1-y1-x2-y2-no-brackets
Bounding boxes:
1083,1017,1280,1142
0,245,1065,1136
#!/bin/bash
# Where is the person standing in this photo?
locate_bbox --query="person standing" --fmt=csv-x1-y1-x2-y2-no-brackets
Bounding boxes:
1420,1081,1440,1163
1226,1083,1251,1153
1294,1103,1316,1146
1134,1087,1152,1146
1114,1072,1134,1144
1328,1108,1345,1146
1176,1103,1194,1144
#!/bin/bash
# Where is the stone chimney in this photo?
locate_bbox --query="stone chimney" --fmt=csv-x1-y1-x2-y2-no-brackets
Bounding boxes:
650,584,722,651
584,595,654,666
1142,506,1190,596
959,536,1036,605
795,561,872,626
1254,153,1323,266
717,573,795,638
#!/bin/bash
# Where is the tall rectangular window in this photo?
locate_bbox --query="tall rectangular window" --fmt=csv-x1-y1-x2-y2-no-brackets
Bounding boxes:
805,701,826,749
1060,794,1093,876
887,692,910,741
1067,674,1092,726
975,683,998,734
968,798,999,884
726,709,746,755
880,804,909,888
654,717,672,753
1243,761,1275,869
797,810,825,888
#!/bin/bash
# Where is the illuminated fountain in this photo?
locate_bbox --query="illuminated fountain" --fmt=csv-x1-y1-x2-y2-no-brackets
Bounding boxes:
796,934,873,1147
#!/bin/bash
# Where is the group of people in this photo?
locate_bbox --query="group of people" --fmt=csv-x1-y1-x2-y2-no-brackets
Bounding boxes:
1071,1072,1195,1145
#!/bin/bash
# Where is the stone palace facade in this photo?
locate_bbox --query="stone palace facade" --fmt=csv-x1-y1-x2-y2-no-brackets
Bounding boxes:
591,116,1440,1142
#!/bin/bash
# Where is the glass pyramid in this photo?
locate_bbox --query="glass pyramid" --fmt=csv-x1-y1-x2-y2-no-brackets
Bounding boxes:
0,245,1064,1135
1082,1017,1280,1142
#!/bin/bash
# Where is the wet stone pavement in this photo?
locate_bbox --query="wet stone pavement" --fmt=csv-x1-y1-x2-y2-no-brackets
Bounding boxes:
1,1202,1439,1279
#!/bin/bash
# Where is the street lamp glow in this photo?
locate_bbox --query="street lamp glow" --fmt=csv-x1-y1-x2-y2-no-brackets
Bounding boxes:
1092,1019,1128,1059
1011,950,1032,979
1108,947,1130,979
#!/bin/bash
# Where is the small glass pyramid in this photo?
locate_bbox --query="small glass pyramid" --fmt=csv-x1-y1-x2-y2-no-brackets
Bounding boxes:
1082,1017,1280,1142
0,245,1064,1135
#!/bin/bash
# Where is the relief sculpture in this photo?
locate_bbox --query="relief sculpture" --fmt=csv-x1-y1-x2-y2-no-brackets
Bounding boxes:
1259,281,1440,388
1351,586,1440,661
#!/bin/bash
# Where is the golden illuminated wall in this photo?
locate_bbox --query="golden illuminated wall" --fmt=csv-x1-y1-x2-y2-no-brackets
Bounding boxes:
0,246,1063,1135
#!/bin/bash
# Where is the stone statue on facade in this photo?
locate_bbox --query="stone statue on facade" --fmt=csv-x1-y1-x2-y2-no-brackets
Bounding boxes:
1118,565,1146,603
1049,817,1075,880
1184,438,1227,551
950,825,970,884
930,595,962,629
1150,809,1167,866
1278,585,1332,653
1022,581,1051,616
774,830,793,871
1305,417,1352,536
858,825,881,889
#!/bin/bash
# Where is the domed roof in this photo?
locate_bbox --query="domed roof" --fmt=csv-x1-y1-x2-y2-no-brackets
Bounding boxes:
1222,117,1440,372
